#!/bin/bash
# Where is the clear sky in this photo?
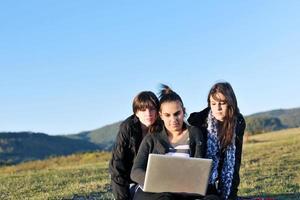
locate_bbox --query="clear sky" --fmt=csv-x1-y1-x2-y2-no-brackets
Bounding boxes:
1,1,299,135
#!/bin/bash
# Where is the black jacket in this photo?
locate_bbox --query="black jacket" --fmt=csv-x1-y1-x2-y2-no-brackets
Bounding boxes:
109,115,144,200
187,107,246,200
130,125,205,186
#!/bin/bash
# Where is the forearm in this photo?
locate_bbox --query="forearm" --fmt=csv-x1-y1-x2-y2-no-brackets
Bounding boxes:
109,134,131,199
111,177,130,200
130,167,146,186
130,136,150,186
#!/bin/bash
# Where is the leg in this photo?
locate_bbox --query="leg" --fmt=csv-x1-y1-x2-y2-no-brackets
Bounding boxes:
129,183,138,200
133,188,174,200
202,194,221,200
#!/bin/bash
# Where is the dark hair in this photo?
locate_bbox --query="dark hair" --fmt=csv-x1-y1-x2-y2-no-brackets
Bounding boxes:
132,91,159,114
207,82,239,148
159,84,185,115
132,91,162,133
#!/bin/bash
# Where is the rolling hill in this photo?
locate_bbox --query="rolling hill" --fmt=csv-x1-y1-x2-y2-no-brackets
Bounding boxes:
1,107,299,165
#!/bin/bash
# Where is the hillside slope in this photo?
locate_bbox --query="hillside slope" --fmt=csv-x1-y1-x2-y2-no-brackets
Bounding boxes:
239,128,300,199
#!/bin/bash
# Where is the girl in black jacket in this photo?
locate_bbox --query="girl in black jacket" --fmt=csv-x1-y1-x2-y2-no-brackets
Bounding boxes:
188,82,246,200
109,91,161,200
131,85,219,200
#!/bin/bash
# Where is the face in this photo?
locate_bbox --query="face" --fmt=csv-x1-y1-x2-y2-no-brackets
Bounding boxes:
210,92,228,121
135,105,158,128
159,101,185,134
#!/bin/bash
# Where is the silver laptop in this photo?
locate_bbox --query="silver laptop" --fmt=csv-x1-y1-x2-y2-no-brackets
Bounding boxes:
143,154,212,195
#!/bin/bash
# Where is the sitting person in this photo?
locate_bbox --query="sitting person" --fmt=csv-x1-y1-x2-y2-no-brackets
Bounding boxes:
188,82,246,200
109,91,161,200
131,84,220,200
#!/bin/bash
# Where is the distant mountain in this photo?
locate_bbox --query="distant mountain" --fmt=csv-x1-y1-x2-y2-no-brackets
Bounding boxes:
2,107,299,165
0,132,99,165
67,121,122,151
245,107,300,134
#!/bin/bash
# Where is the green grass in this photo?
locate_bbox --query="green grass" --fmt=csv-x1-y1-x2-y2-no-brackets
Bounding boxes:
0,128,300,199
0,152,113,200
239,128,300,199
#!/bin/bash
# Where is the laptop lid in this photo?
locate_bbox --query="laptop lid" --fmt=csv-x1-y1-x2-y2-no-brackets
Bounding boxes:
143,154,212,195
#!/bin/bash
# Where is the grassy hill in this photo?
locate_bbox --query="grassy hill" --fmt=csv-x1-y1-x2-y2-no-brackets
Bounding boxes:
0,128,299,199
239,128,300,199
0,151,113,200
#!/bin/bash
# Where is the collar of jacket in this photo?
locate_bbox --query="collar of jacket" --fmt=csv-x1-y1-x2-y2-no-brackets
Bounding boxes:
153,123,198,156
130,114,142,136
188,107,245,138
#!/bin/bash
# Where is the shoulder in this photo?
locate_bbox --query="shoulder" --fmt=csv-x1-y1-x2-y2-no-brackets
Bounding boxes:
146,128,165,141
143,132,154,141
237,113,245,126
187,124,204,140
236,113,246,137
187,107,210,126
187,125,202,134
117,115,141,141
142,128,170,147
138,131,161,148
119,115,140,131
237,113,246,129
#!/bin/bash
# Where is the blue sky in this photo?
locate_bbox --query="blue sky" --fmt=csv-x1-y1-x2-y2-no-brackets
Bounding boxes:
1,1,299,135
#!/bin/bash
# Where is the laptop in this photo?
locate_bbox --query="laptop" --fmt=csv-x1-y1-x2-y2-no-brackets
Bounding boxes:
143,154,212,196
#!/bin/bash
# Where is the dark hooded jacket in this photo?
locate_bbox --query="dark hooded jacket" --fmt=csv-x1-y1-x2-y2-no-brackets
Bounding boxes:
109,115,145,200
188,107,246,200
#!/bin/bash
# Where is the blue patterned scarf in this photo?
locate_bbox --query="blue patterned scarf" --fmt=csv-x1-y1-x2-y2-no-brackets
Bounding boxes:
206,111,236,200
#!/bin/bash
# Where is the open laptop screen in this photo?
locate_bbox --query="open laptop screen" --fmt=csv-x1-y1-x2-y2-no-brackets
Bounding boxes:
143,154,212,195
